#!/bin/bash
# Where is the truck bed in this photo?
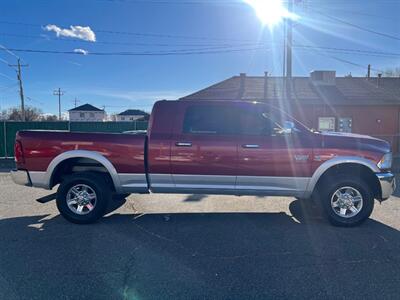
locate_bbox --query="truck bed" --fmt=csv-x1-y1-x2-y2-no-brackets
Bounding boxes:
16,130,146,174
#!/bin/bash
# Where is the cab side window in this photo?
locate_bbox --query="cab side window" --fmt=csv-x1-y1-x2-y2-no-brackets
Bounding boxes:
183,105,237,135
240,108,275,136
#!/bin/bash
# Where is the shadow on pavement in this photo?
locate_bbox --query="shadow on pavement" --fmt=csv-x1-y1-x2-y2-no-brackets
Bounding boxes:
1,199,399,299
183,194,208,202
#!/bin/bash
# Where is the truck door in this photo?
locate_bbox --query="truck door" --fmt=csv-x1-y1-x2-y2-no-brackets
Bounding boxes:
236,102,313,195
170,103,238,192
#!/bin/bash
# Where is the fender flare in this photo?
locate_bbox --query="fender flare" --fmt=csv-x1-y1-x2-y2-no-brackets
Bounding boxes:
304,156,379,197
44,150,122,193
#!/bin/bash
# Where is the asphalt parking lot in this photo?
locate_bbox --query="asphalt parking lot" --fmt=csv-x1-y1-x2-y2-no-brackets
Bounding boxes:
1,172,400,299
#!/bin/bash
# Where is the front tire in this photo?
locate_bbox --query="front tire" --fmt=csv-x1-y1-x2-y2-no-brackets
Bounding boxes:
317,175,374,227
56,172,111,224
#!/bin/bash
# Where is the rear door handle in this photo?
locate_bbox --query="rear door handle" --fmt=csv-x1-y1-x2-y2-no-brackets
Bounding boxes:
242,144,260,149
176,142,192,147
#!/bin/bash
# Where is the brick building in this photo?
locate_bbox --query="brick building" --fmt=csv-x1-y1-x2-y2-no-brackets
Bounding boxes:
181,71,400,152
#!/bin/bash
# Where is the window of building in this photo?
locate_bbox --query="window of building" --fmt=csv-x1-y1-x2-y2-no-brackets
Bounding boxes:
318,117,335,131
129,117,134,121
121,117,125,121
183,105,237,135
80,113,85,118
89,112,95,118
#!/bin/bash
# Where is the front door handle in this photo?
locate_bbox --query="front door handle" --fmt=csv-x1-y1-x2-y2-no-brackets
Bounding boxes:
242,144,260,149
176,142,192,147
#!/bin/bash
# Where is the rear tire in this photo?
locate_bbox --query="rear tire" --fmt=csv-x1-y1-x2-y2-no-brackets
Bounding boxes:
56,172,111,224
317,175,374,227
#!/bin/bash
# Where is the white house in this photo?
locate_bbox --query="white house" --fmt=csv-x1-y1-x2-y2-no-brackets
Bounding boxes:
116,109,149,122
68,104,105,122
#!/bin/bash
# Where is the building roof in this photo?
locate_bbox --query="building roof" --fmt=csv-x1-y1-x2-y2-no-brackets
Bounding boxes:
69,103,104,112
181,75,400,105
117,109,149,116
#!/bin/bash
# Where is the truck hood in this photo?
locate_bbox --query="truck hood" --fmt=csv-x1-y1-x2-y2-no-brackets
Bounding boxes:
319,131,391,154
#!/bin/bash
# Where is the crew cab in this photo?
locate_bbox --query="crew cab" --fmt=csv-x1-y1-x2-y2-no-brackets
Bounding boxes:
11,100,396,226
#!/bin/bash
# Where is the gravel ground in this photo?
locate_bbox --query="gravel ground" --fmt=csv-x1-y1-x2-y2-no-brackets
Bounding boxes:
0,172,400,299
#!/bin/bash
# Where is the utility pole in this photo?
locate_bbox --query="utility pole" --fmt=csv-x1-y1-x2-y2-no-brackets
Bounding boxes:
282,19,287,78
53,88,65,121
286,0,294,79
9,59,28,121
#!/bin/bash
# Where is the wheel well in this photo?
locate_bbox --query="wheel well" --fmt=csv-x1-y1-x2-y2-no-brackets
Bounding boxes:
314,163,382,199
50,157,115,191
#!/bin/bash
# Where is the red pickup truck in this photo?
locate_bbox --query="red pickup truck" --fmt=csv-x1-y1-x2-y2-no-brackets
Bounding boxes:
11,100,395,226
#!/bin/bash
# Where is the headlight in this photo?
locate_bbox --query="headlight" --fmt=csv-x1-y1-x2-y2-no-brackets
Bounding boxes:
377,152,392,170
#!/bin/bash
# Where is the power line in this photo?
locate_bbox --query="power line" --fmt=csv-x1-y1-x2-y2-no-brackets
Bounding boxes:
95,0,243,4
1,29,400,57
2,30,400,58
327,55,383,73
293,45,400,58
0,43,20,59
0,32,256,48
38,0,248,5
311,9,400,41
302,7,398,21
1,31,399,58
26,96,44,106
0,71,15,82
0,56,11,66
0,20,252,42
0,46,271,56
1,44,400,58
0,83,18,92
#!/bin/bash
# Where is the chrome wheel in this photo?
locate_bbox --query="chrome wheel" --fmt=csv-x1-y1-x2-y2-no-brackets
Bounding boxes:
331,186,363,218
66,184,97,215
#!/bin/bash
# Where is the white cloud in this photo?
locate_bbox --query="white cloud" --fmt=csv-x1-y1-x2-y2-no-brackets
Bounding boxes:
73,48,89,55
44,24,96,42
67,60,83,66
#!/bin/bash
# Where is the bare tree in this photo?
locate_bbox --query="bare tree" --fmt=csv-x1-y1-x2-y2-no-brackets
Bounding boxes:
38,114,58,121
383,67,400,77
7,106,43,121
109,113,118,122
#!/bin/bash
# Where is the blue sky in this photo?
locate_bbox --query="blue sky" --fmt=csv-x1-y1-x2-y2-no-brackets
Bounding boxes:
0,0,399,115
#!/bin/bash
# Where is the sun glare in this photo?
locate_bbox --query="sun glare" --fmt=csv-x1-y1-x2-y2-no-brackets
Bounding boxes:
245,0,297,27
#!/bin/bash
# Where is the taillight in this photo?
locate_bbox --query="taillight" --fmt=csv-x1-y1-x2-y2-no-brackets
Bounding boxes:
14,141,25,164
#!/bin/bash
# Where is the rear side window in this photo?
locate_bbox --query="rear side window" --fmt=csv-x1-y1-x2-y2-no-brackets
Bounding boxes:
183,105,237,135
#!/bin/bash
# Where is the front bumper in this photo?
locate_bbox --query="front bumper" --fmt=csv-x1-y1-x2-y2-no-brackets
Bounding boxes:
10,169,32,187
376,172,396,200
